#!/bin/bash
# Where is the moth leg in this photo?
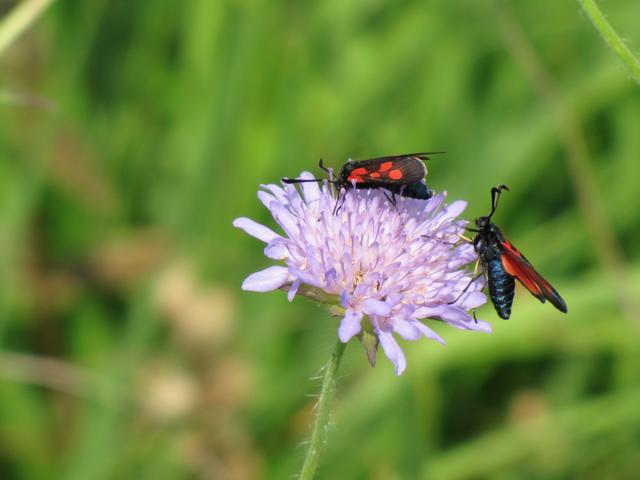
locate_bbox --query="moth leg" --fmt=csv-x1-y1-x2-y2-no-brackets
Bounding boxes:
422,232,470,246
458,234,474,243
448,260,484,305
421,234,459,246
332,190,346,215
383,191,398,210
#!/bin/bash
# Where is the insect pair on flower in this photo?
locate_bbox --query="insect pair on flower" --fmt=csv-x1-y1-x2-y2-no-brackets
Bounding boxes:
283,154,567,320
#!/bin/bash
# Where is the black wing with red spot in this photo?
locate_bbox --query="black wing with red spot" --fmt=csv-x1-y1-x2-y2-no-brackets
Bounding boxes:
345,153,428,185
500,240,567,313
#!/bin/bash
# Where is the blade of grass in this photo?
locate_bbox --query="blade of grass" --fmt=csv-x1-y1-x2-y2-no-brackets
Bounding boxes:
577,0,640,86
0,352,122,407
0,0,57,57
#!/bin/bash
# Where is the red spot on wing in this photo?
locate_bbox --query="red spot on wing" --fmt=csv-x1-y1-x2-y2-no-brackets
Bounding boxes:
349,167,368,176
379,162,393,172
388,169,403,180
348,167,368,183
369,172,381,178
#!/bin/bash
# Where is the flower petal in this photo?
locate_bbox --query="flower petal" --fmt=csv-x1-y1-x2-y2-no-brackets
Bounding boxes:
233,217,280,243
439,308,491,333
457,291,487,309
261,184,288,204
414,305,446,318
421,193,444,215
362,299,392,317
287,279,301,302
289,267,325,289
338,309,364,342
264,239,288,259
378,332,406,375
434,306,472,324
297,172,321,203
270,202,300,238
440,200,467,222
414,322,446,344
339,290,350,308
257,190,277,211
464,318,493,333
241,266,289,292
392,318,422,340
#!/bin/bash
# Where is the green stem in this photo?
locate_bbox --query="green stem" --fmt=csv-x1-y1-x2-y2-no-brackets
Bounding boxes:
0,0,57,57
298,339,347,480
577,0,640,85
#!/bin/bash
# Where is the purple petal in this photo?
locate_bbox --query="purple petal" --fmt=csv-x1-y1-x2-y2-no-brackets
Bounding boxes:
264,240,288,259
288,267,325,289
442,309,491,333
422,194,444,214
440,200,467,222
414,305,446,318
464,319,492,333
257,190,277,211
338,309,364,342
297,172,321,203
362,299,392,317
270,202,299,238
392,318,422,340
261,184,288,204
325,269,339,290
242,266,289,292
233,217,280,243
287,279,301,302
414,322,446,344
378,332,406,375
339,290,350,308
436,306,473,324
457,291,486,309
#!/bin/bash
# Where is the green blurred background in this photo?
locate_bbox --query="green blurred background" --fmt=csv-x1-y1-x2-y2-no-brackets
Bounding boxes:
1,0,639,478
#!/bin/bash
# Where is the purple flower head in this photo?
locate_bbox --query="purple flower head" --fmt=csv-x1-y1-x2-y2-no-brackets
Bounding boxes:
234,173,490,375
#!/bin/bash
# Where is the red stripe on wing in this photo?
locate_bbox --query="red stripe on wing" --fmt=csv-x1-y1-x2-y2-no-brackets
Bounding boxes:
500,240,568,313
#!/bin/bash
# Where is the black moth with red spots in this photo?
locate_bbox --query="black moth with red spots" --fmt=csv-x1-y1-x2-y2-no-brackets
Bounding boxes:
283,153,440,203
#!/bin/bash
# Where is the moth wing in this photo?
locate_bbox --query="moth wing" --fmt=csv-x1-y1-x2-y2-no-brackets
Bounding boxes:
349,156,426,184
500,240,567,313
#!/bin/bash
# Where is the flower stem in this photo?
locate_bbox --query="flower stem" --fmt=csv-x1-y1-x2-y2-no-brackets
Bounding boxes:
298,339,347,480
577,0,640,86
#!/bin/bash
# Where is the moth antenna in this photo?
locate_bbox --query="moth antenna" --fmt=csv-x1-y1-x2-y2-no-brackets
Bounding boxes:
488,184,509,219
403,151,447,161
282,178,327,184
318,158,331,174
318,157,338,182
417,151,447,156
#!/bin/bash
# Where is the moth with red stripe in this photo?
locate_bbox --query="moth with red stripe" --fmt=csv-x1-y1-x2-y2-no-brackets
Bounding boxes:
463,185,567,319
282,153,441,211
